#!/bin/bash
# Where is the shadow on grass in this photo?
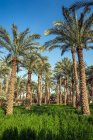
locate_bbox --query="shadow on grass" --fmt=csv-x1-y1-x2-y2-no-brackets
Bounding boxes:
1,128,58,140
1,127,93,140
13,104,79,116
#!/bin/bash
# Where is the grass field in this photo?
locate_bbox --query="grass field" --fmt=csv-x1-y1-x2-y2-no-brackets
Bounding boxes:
0,105,93,140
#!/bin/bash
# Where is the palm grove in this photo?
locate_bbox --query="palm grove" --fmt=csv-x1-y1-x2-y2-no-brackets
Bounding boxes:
0,1,93,116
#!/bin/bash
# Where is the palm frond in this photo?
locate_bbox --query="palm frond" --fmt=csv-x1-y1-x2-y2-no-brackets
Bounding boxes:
19,28,29,44
69,0,93,11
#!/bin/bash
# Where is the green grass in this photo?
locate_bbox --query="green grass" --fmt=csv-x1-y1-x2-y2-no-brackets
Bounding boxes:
0,104,93,140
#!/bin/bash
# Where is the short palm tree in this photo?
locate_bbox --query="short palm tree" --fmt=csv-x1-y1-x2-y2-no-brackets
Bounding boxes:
54,58,73,105
21,52,43,109
43,63,51,104
35,57,49,105
0,24,40,114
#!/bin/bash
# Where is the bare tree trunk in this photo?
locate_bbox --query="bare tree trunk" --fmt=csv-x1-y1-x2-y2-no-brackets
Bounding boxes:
6,58,16,115
77,48,90,115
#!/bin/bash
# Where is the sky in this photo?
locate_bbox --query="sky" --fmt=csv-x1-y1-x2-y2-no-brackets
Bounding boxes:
0,0,93,78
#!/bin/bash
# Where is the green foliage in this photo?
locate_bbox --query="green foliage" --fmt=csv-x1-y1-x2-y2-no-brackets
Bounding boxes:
0,105,93,140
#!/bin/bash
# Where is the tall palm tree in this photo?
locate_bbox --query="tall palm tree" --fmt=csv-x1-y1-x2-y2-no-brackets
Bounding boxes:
0,24,40,114
44,6,93,115
44,20,80,107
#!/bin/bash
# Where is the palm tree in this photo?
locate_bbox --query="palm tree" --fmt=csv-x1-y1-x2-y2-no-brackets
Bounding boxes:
35,57,49,105
54,58,72,105
44,19,80,107
86,66,93,102
21,52,42,109
44,6,93,115
0,24,40,115
0,59,11,99
43,63,51,104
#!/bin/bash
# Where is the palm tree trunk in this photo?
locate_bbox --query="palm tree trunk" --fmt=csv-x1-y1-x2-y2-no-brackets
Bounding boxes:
48,87,50,104
40,74,42,103
0,82,2,96
38,74,42,105
64,79,67,105
5,78,9,95
6,58,17,115
72,74,76,108
44,95,47,104
25,71,32,109
71,48,79,108
64,77,68,105
5,70,11,95
57,84,59,104
59,77,62,104
45,80,50,104
77,48,90,115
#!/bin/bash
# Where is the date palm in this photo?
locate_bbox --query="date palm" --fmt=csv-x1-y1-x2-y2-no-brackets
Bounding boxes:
43,63,51,104
21,52,43,109
44,6,93,115
86,66,93,98
54,58,72,105
0,58,11,98
35,57,49,105
0,24,40,114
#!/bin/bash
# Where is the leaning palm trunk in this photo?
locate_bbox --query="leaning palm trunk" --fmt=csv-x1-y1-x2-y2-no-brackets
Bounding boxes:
77,48,90,115
37,74,42,105
71,48,79,108
6,58,17,115
25,71,32,109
